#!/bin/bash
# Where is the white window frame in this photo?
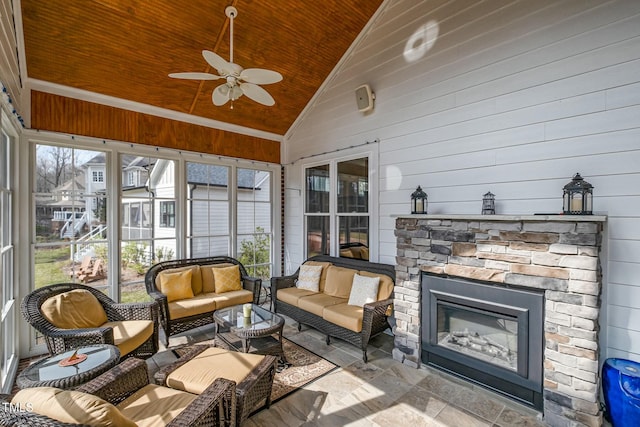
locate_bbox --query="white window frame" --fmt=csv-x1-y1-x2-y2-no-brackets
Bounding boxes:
0,111,18,393
301,150,377,260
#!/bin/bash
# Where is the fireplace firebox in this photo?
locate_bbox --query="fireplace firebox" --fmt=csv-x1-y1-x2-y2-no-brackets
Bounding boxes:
422,273,544,409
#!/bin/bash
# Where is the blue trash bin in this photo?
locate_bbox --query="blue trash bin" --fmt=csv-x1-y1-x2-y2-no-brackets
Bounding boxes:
602,358,640,427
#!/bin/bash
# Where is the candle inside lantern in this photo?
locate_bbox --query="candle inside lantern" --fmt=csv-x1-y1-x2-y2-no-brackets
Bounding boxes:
571,197,582,212
243,303,252,317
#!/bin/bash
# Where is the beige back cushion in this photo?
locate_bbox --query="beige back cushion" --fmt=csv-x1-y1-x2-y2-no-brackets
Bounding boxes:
302,261,331,292
41,289,108,329
11,387,136,427
323,266,357,299
358,270,394,301
155,265,202,295
200,263,235,293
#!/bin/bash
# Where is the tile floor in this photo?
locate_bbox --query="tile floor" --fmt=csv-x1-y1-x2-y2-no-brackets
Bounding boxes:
148,310,547,427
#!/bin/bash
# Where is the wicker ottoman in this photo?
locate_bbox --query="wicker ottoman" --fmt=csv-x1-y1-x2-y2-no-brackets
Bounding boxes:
154,345,277,426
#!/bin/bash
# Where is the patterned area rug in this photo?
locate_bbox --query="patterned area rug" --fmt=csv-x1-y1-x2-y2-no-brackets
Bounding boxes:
174,337,337,403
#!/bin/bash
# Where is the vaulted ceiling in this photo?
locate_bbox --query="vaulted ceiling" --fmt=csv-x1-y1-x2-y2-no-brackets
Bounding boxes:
20,0,384,139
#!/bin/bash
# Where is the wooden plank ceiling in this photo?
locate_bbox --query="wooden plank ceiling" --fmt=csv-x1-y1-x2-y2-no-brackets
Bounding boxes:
21,0,383,139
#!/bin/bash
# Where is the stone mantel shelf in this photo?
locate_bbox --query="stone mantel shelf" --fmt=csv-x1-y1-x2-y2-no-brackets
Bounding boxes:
393,214,607,222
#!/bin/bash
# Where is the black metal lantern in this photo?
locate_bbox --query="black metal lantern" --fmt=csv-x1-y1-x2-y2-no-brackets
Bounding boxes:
482,191,496,215
563,173,593,215
411,186,428,214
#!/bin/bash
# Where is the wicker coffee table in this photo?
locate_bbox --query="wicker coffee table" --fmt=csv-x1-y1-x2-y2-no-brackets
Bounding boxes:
17,344,120,389
213,303,286,363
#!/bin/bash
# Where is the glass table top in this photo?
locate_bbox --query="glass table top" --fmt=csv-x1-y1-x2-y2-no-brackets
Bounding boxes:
215,303,283,332
22,345,119,382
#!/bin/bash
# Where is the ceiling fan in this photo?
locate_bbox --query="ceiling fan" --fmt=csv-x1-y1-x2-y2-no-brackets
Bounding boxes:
169,6,282,108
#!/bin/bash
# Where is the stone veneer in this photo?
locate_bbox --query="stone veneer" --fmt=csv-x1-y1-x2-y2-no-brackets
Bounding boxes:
393,215,606,427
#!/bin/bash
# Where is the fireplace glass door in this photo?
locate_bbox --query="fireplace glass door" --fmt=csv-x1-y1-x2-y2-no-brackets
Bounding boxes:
422,273,544,409
437,301,518,372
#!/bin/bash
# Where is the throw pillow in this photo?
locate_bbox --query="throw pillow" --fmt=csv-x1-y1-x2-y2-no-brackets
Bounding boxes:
41,289,108,329
347,273,380,307
159,269,194,302
154,265,202,295
213,265,242,293
11,387,136,427
296,264,323,292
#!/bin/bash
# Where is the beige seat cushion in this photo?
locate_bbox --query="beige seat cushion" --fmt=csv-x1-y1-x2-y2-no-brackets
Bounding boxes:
166,347,265,394
213,265,242,293
159,269,194,302
276,287,317,307
156,265,203,296
200,263,235,293
360,247,369,260
297,293,347,317
322,303,363,333
168,293,218,320
41,289,108,329
323,266,357,299
12,386,136,427
117,384,197,427
357,270,394,301
209,289,254,310
302,261,331,292
102,320,154,357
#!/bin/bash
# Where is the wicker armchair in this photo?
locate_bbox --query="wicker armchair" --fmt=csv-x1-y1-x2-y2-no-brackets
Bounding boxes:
21,283,159,358
1,357,236,426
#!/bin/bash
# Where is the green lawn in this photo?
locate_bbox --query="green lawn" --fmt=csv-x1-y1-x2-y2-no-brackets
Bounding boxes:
34,246,71,288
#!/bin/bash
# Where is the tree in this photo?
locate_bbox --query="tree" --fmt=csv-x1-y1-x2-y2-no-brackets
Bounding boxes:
36,146,74,192
238,227,271,280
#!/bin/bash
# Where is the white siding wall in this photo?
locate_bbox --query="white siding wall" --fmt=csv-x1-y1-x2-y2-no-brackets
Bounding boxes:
0,0,21,113
283,0,640,361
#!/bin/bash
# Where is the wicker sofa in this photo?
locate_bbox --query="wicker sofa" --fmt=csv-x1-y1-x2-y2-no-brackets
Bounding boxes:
2,357,236,426
145,256,261,346
271,255,395,362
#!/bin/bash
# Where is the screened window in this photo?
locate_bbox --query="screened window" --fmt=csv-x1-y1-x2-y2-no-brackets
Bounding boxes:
0,125,16,392
33,145,110,301
186,163,230,257
120,155,176,302
237,168,272,280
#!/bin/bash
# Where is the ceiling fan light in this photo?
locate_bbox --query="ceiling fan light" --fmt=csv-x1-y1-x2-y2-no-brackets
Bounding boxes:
230,85,243,100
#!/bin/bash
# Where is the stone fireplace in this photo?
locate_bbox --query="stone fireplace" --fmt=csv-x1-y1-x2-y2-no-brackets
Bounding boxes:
393,215,606,427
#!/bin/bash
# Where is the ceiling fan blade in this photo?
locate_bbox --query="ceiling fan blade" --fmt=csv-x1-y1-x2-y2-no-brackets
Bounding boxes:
240,83,275,106
240,68,283,84
168,72,221,80
212,84,230,106
202,50,232,75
